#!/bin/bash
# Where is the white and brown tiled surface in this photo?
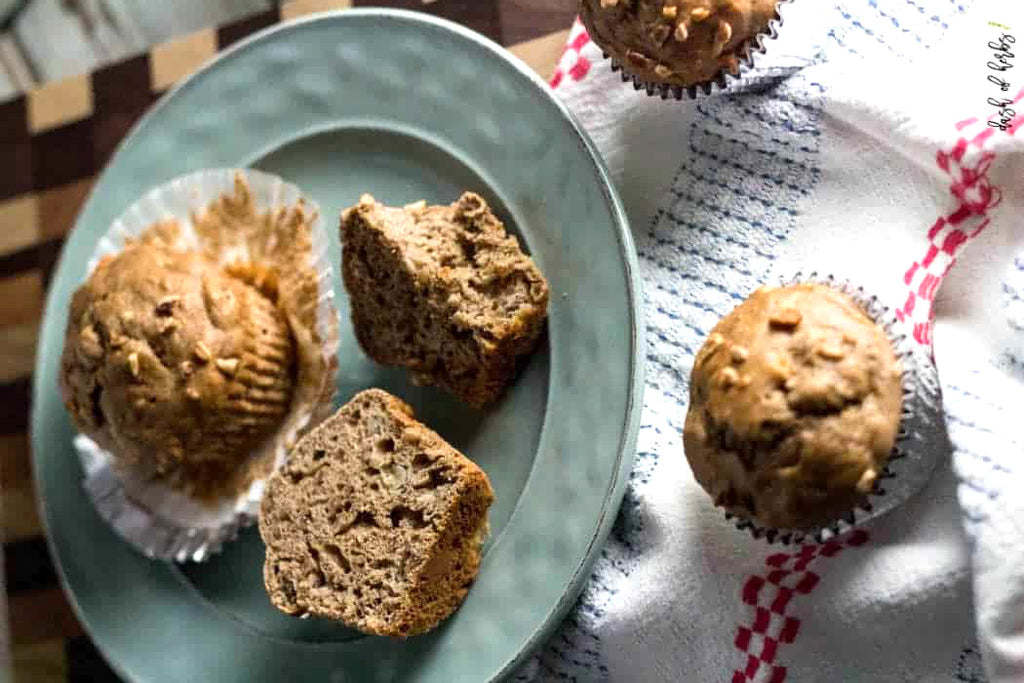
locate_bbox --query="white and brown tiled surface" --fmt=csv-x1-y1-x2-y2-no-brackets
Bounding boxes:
0,1,574,679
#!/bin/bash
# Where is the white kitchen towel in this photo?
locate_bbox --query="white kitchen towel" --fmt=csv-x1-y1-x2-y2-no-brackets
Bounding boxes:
515,1,1024,681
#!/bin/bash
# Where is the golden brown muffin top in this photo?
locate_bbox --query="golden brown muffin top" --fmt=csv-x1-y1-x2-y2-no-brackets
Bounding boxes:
60,241,296,500
579,0,779,87
683,284,903,530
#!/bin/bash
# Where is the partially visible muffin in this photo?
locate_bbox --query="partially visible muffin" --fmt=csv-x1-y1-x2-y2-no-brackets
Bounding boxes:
60,242,296,499
259,389,494,638
683,284,903,530
341,193,549,408
579,0,780,88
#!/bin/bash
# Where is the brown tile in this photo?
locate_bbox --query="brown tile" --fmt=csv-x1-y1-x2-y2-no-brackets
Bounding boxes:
37,237,66,289
0,141,33,201
0,98,32,201
2,482,42,542
5,537,58,594
0,271,43,326
0,242,41,279
11,639,67,683
150,28,218,93
352,0,503,44
499,0,577,46
27,75,95,135
0,194,40,257
65,636,121,682
38,178,95,242
217,7,282,50
93,108,154,171
0,96,30,142
31,117,95,193
0,432,32,488
92,55,161,168
281,0,352,21
8,588,84,645
93,55,152,113
509,29,571,81
0,321,38,384
0,376,31,436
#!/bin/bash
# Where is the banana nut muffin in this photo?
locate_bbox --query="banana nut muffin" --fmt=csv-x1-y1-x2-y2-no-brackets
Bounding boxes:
341,193,549,408
683,284,903,530
259,389,494,638
579,0,780,88
60,241,296,500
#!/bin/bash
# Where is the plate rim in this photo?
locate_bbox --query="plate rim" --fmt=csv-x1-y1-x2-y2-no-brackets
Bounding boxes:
30,8,645,681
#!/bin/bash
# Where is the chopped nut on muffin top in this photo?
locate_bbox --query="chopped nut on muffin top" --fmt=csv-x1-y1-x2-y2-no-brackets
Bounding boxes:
683,284,904,530
60,241,297,500
579,0,780,87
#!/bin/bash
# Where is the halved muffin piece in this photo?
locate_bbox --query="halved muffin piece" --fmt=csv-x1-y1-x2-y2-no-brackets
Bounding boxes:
341,193,549,407
259,389,494,638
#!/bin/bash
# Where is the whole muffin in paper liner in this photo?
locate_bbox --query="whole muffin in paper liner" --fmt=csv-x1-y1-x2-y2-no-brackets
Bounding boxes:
579,0,786,99
60,242,296,501
65,170,339,561
683,280,922,540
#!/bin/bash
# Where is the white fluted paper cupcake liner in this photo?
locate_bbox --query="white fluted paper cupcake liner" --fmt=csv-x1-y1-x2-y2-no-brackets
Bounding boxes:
74,168,339,562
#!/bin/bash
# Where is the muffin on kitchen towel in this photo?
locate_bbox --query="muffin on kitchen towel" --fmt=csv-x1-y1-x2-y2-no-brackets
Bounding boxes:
516,1,1024,681
578,0,786,98
683,281,925,537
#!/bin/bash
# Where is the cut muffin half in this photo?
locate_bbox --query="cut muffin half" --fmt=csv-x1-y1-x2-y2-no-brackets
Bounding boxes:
341,193,549,408
258,389,494,638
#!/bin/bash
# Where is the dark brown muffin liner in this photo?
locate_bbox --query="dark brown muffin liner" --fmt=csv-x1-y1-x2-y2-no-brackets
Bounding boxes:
73,169,340,562
603,0,792,101
723,272,944,545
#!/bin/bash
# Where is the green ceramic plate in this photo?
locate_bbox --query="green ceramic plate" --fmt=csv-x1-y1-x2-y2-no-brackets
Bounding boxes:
32,9,642,682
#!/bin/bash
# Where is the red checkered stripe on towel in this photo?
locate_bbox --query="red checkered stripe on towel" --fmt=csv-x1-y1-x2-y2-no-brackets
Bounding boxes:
551,19,592,89
731,530,870,683
897,86,1024,346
